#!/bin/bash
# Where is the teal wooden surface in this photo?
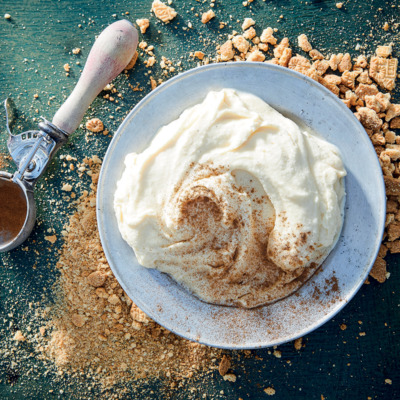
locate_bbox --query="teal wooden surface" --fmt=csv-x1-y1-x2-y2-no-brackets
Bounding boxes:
1,0,399,399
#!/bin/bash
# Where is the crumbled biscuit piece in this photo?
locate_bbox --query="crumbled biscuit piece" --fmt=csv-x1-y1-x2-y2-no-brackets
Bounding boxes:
355,83,379,100
338,53,352,72
390,117,400,129
319,76,340,96
136,18,150,34
354,55,368,69
380,151,395,176
381,148,400,160
252,36,260,45
63,63,70,72
72,48,81,55
369,257,387,283
336,2,343,8
344,91,359,108
71,313,86,328
246,49,265,62
298,34,312,52
151,0,177,23
376,45,392,58
264,387,276,396
273,37,289,58
341,70,360,90
356,70,372,85
219,40,235,61
383,22,389,31
328,53,343,71
309,49,324,61
150,76,157,90
278,47,292,67
61,183,73,192
87,271,107,287
243,27,256,40
201,9,215,24
289,56,312,74
86,118,104,132
125,51,138,70
365,92,391,113
223,373,237,382
260,27,277,45
385,175,400,196
194,51,205,60
369,56,398,91
354,107,383,131
242,17,255,31
13,331,26,341
294,337,303,350
386,240,400,253
324,74,342,86
313,60,329,75
258,43,268,52
130,305,150,323
145,56,156,67
371,133,386,146
139,41,148,49
218,355,231,376
385,130,397,144
108,294,120,305
45,235,57,244
232,35,250,54
386,104,400,122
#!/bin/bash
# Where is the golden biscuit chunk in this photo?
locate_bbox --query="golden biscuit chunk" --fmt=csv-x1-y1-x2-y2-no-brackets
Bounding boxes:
370,56,398,91
201,9,215,24
85,118,104,132
151,0,177,23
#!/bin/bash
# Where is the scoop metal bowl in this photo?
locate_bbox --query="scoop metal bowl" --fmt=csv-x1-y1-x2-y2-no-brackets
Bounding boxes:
97,62,385,349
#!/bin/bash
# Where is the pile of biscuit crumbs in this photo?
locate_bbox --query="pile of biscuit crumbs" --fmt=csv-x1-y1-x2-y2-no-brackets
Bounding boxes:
4,2,399,397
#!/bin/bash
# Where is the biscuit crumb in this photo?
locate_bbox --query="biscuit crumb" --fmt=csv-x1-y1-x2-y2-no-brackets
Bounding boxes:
260,27,277,45
369,257,387,283
61,183,73,192
232,35,250,54
194,51,205,60
242,18,255,31
223,373,237,382
294,337,303,350
201,10,215,24
218,355,231,376
264,387,276,395
219,40,235,61
369,56,398,91
13,331,26,341
45,235,57,244
298,34,312,52
85,118,104,132
136,18,150,34
151,0,177,23
71,313,86,328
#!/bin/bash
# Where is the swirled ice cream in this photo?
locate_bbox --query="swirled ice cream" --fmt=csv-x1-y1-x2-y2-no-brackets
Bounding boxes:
114,89,346,308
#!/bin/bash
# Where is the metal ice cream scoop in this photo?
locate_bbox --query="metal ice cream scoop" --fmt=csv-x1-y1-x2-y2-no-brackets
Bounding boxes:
0,19,138,252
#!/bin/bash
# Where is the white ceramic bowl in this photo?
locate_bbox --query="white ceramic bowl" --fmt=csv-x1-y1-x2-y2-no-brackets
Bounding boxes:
97,63,385,349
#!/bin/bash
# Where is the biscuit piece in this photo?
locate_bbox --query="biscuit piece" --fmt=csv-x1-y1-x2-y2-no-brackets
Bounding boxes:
152,0,177,23
201,10,215,24
136,18,150,33
298,34,312,52
369,56,398,91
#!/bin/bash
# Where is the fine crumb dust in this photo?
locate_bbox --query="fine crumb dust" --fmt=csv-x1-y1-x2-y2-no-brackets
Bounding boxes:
44,160,221,390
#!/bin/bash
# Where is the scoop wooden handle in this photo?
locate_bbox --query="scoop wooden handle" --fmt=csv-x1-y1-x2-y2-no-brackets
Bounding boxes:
52,20,138,134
